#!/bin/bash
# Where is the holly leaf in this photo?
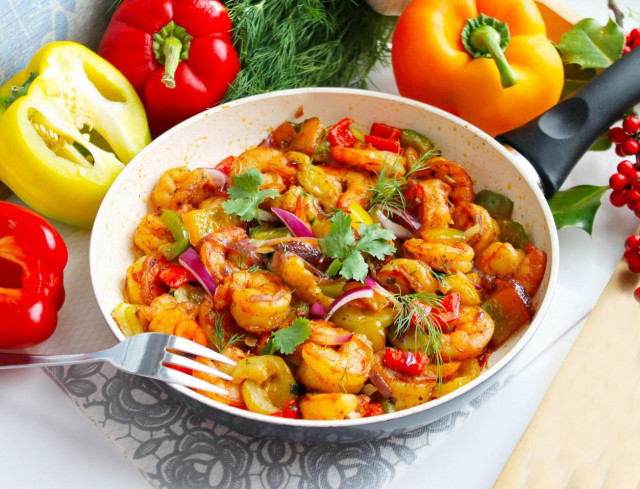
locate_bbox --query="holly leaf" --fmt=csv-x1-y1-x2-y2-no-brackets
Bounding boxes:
548,185,609,234
556,18,625,69
261,318,311,355
589,132,613,151
560,63,597,99
223,168,279,222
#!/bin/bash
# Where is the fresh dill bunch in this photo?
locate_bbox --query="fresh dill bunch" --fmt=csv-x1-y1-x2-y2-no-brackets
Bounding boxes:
223,0,396,101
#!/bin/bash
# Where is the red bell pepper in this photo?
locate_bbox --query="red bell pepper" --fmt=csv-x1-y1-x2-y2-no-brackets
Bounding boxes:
410,293,461,333
328,118,356,148
99,0,240,137
364,134,402,154
383,348,428,376
158,264,195,289
0,202,68,349
370,122,402,141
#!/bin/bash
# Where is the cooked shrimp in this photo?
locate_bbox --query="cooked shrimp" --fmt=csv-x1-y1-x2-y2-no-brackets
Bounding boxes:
299,393,371,420
200,226,258,283
370,351,437,410
141,293,199,324
452,202,497,253
415,157,474,205
214,270,292,333
229,148,298,192
320,165,374,210
194,346,248,408
125,253,167,305
298,332,374,394
148,308,208,346
475,241,525,277
440,306,495,361
331,146,406,177
297,162,342,211
270,185,324,226
377,258,438,295
415,179,453,229
198,296,246,345
512,243,547,296
150,167,220,213
133,213,173,255
403,239,474,273
270,252,333,309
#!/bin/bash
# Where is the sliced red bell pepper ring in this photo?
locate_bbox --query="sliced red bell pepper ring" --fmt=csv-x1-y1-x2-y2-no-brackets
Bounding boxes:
0,202,67,349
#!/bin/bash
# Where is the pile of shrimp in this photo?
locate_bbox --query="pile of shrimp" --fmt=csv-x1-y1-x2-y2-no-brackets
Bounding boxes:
115,116,546,421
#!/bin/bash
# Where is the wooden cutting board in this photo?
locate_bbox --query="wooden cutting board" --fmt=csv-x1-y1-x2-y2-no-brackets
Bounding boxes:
493,257,640,488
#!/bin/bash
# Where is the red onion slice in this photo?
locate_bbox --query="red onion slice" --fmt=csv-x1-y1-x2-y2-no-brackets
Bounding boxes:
456,270,481,291
201,167,227,188
364,276,393,298
370,372,392,399
271,208,315,238
178,248,217,295
324,286,374,320
257,209,277,223
309,330,354,345
375,209,413,240
310,300,326,317
378,205,421,231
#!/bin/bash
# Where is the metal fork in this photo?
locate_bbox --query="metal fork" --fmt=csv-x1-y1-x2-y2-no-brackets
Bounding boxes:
0,333,235,395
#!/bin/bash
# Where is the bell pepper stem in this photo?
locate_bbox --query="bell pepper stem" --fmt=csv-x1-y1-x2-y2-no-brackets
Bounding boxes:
469,26,518,88
161,37,183,89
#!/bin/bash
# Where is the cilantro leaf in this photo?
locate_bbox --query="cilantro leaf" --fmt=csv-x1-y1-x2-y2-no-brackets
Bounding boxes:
320,211,396,282
556,18,625,69
222,168,279,222
261,318,311,355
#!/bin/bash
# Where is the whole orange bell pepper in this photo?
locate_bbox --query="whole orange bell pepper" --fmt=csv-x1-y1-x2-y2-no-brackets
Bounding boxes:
391,0,564,137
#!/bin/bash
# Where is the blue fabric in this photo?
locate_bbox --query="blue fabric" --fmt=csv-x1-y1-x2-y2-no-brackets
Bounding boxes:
0,0,112,84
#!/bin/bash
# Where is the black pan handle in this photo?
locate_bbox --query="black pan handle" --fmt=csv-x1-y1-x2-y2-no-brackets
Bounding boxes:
496,47,640,197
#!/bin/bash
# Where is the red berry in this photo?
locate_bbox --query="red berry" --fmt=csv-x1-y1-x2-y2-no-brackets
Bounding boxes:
628,254,640,273
634,287,640,303
633,38,640,50
616,145,628,157
626,235,640,251
610,190,627,207
622,138,640,155
609,172,628,191
624,249,635,261
617,160,636,177
623,115,640,134
609,127,628,144
630,28,640,43
623,45,632,55
627,188,640,203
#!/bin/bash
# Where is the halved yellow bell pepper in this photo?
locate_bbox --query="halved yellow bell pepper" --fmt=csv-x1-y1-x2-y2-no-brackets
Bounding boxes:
0,42,150,228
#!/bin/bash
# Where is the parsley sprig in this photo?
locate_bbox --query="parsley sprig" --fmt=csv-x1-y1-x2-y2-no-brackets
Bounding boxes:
223,168,279,222
320,211,396,282
260,317,312,356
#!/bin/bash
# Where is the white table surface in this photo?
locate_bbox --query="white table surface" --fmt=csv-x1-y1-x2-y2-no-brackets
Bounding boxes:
1,1,638,487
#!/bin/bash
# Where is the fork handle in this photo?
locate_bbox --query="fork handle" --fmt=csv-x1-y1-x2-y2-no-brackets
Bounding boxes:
0,351,105,369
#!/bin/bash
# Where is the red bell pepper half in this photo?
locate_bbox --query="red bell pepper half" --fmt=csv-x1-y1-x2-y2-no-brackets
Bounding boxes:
99,0,240,137
0,202,68,349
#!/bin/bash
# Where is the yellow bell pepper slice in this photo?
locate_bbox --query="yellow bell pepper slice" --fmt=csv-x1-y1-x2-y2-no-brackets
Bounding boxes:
0,42,150,228
348,201,374,229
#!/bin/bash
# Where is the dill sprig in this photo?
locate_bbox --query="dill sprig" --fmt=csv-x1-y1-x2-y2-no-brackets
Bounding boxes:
223,0,395,101
211,314,245,353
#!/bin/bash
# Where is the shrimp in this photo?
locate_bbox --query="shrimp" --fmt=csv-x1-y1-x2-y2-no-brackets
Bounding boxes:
270,252,333,309
297,162,343,211
298,393,372,420
415,157,474,205
148,307,208,346
403,239,474,273
475,241,525,277
199,226,259,283
415,179,453,230
125,253,167,305
331,146,406,177
270,185,324,226
377,258,438,295
133,213,173,255
229,148,298,193
320,165,374,210
198,296,246,346
298,332,374,394
150,167,220,213
141,293,200,324
512,243,547,296
451,202,497,253
214,270,292,333
369,351,437,410
439,306,495,361
193,346,248,408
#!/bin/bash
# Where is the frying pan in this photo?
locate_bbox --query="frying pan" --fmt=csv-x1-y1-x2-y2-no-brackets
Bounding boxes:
90,47,640,444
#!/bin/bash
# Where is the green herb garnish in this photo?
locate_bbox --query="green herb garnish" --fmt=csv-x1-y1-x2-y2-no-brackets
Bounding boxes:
320,211,395,282
211,314,245,353
222,168,279,222
260,317,312,356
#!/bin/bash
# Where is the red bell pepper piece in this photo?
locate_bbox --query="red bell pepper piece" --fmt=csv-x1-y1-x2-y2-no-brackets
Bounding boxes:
0,202,68,349
158,264,195,289
363,401,385,417
271,398,300,419
410,293,461,333
99,0,240,137
364,134,402,153
383,348,428,376
328,118,356,148
370,122,402,141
